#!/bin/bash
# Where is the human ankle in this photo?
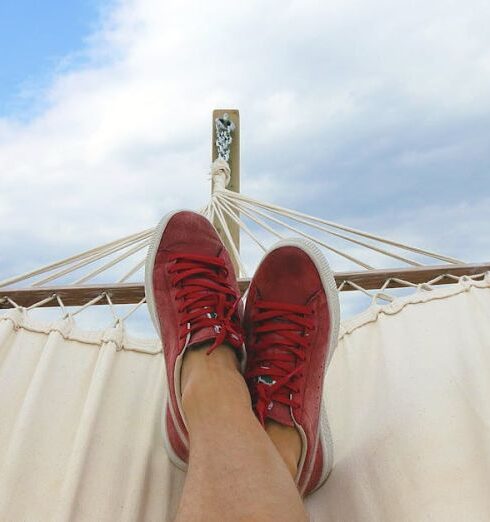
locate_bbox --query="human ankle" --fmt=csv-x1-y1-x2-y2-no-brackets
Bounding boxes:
181,343,240,392
180,344,249,422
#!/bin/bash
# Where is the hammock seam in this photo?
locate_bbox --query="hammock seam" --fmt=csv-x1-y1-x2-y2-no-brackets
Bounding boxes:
339,272,490,340
2,273,489,352
0,309,162,355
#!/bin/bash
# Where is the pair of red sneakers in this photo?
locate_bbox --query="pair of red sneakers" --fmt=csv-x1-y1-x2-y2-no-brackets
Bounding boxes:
145,211,340,496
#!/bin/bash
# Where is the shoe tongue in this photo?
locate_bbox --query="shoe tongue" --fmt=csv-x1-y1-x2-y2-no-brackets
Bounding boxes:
187,326,242,350
187,326,217,349
267,401,295,427
186,308,237,349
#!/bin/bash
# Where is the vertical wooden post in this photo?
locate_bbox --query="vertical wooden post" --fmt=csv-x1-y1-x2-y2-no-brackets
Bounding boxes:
212,109,240,274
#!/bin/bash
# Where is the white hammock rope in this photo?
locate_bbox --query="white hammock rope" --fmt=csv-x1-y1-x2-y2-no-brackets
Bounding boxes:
218,192,423,267
69,293,107,316
55,294,68,317
72,238,151,285
26,294,58,310
215,194,284,240
3,297,21,309
104,292,120,324
119,296,147,323
3,271,487,333
339,280,394,303
32,235,152,287
337,271,488,307
218,188,463,265
213,195,268,252
216,193,374,269
1,289,149,333
211,199,248,276
0,229,153,288
118,258,146,283
0,157,474,321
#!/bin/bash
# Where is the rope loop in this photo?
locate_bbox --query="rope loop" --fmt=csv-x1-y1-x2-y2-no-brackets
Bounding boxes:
3,296,21,309
55,294,70,318
211,158,231,191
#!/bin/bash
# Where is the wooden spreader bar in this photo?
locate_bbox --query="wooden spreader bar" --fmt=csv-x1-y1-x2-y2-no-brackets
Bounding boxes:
1,262,489,309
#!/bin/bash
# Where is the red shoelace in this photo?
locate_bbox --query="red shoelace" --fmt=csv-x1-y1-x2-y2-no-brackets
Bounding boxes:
168,253,243,353
246,300,315,425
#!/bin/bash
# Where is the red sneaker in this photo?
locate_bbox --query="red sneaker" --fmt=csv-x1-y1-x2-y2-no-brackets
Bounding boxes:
145,210,245,469
244,238,340,496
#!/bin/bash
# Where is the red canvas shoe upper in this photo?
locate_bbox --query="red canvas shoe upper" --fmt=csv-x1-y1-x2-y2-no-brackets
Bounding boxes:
147,211,244,467
244,241,338,496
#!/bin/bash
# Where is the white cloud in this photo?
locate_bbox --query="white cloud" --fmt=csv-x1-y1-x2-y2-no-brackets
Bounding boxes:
1,0,489,290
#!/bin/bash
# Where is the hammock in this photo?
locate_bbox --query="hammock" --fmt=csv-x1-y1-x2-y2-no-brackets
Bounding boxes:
1,110,489,521
1,277,489,520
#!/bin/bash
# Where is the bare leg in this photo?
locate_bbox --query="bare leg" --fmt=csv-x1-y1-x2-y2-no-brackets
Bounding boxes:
264,421,302,479
175,345,308,522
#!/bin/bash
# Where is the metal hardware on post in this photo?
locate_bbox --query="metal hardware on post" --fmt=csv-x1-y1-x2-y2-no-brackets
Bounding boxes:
215,114,235,163
211,109,240,274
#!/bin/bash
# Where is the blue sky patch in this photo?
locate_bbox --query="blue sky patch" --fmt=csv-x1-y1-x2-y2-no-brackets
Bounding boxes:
0,0,102,116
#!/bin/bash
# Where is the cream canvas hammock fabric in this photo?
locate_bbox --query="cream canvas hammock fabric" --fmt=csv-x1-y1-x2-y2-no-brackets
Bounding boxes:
0,276,489,521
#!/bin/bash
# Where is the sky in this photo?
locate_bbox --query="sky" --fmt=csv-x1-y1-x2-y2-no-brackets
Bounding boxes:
1,0,489,333
0,0,102,116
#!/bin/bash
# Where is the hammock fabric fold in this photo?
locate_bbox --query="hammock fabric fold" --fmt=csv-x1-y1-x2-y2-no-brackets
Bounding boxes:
1,278,490,521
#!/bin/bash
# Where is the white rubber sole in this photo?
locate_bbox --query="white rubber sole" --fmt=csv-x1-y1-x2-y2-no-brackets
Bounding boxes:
145,210,183,339
254,237,340,495
145,210,191,471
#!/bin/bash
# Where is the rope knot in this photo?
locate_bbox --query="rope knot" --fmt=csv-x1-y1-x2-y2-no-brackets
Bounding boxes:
211,158,231,191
